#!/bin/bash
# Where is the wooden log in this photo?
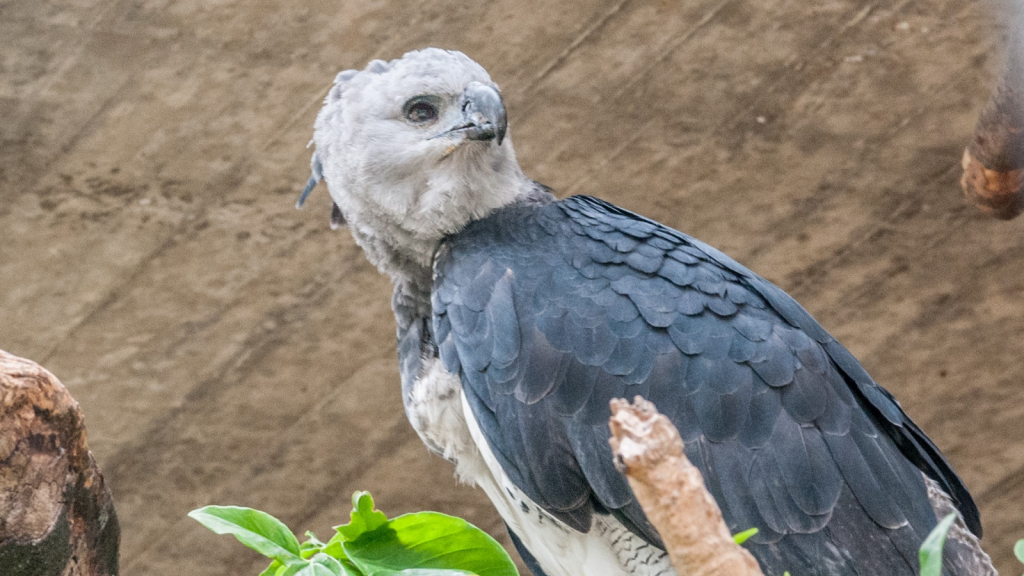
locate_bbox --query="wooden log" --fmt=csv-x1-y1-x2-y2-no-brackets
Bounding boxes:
0,350,120,576
961,27,1024,219
608,396,764,576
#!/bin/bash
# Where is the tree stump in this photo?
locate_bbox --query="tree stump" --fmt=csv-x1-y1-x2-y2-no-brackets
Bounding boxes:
0,350,119,576
961,27,1024,219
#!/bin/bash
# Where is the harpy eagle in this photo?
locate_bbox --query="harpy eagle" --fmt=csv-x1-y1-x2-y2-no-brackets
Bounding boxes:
297,49,993,576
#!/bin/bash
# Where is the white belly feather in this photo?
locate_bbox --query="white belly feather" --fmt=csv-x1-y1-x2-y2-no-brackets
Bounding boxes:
407,359,676,576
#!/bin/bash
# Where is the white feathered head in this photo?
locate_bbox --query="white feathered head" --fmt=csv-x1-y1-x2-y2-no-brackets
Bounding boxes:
302,49,527,275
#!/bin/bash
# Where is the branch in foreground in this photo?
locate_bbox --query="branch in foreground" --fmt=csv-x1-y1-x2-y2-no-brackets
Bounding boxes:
608,396,764,576
0,349,120,576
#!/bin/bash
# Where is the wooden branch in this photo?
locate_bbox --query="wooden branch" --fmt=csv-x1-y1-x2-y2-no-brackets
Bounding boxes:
608,396,763,576
961,27,1024,219
0,350,120,576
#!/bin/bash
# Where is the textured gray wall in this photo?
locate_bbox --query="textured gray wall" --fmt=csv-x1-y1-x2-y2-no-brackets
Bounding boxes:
2,0,1023,574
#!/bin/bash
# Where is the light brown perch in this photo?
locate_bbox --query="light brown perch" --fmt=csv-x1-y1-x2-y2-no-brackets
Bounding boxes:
961,28,1024,219
608,396,764,576
0,349,120,576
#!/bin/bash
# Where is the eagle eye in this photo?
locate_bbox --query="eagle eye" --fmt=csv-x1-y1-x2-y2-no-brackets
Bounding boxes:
404,97,439,124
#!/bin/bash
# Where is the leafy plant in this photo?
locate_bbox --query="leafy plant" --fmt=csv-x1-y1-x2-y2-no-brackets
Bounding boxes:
190,491,518,576
192,494,1023,576
919,513,957,576
732,528,758,545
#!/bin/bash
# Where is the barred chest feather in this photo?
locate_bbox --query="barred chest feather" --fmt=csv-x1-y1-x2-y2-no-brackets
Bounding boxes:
405,358,676,576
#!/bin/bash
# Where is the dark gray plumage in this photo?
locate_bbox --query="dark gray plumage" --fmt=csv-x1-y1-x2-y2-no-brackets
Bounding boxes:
304,48,990,576
431,193,981,576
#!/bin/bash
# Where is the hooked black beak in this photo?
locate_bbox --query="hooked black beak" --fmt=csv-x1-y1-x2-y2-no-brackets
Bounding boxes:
431,82,507,146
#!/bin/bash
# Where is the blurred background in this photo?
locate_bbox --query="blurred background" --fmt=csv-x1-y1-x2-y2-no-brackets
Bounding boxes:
2,0,1024,573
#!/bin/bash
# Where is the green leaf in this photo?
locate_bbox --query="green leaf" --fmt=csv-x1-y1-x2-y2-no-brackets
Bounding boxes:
277,563,309,576
322,544,364,576
322,540,346,559
376,571,473,576
1015,539,1024,565
189,506,302,565
308,553,348,576
294,564,340,576
335,492,389,542
374,565,473,569
920,513,957,576
343,511,517,576
732,528,758,545
302,535,326,559
340,558,365,576
260,560,284,576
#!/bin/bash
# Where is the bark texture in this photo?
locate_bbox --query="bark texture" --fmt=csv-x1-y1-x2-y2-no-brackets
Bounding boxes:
608,397,764,576
962,28,1024,219
924,477,999,576
0,350,119,576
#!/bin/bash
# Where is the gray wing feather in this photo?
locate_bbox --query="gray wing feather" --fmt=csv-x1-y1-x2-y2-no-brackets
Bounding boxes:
432,194,978,576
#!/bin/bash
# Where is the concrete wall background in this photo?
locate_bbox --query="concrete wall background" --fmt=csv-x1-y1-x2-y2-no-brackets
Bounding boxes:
2,0,1024,574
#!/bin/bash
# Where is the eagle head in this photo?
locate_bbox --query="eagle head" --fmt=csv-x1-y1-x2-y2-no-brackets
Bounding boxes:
307,49,528,274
